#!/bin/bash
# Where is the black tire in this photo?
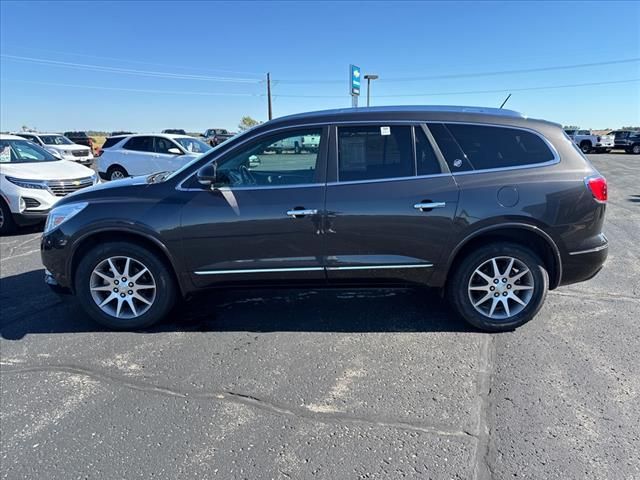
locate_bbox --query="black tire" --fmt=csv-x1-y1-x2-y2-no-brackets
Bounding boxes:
294,142,301,154
75,242,177,330
580,141,592,154
0,198,16,235
107,165,128,181
447,242,549,332
632,144,640,155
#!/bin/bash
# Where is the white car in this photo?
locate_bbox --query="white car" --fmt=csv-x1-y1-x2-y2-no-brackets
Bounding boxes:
97,134,211,181
0,134,98,234
12,132,94,165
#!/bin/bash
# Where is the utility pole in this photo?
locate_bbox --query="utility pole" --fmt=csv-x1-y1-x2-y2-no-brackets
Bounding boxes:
364,74,379,107
267,72,273,120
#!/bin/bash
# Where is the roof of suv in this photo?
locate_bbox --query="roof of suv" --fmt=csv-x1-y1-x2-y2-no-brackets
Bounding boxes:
260,105,560,132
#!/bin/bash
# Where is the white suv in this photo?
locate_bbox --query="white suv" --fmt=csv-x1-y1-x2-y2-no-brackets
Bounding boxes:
0,134,98,234
12,132,94,165
97,134,211,181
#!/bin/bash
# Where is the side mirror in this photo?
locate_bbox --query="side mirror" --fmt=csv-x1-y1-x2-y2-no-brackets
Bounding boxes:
197,163,218,188
168,147,182,155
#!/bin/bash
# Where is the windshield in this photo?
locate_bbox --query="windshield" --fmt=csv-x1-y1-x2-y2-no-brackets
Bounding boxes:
174,137,211,154
40,135,73,145
0,139,58,163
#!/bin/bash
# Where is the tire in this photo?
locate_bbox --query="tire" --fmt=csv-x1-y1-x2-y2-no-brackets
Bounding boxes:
107,165,128,181
0,198,16,236
75,242,177,329
447,242,549,332
294,142,301,154
580,141,592,154
632,144,640,155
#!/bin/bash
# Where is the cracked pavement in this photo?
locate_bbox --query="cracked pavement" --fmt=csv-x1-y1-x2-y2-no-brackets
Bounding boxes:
1,154,639,479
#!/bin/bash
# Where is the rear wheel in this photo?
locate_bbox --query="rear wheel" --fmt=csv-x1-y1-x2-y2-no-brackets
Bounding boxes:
0,198,16,235
632,144,640,155
75,242,176,329
107,165,128,181
447,242,549,332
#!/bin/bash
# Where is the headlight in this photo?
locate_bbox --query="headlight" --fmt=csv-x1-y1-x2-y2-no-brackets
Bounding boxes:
44,202,88,234
5,176,49,190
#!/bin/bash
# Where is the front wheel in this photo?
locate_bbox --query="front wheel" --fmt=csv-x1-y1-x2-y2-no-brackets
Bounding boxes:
0,198,16,235
447,243,549,332
632,144,640,155
580,142,592,154
75,242,176,329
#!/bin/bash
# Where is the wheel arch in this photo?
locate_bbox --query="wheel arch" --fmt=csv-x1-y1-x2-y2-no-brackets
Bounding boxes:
68,229,186,297
443,223,563,291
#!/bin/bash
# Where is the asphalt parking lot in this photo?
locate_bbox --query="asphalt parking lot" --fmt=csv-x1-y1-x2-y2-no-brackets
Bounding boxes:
1,153,639,479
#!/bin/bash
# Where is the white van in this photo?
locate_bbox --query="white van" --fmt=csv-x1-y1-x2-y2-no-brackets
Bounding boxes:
0,134,98,234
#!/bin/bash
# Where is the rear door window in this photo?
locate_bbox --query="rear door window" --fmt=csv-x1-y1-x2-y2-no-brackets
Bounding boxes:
337,126,413,181
124,136,154,152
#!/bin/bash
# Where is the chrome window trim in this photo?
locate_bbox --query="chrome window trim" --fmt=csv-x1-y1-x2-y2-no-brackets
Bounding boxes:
326,172,450,187
177,183,324,192
177,119,560,191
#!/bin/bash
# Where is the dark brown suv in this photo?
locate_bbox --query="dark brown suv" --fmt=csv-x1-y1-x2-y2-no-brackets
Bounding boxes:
41,106,608,332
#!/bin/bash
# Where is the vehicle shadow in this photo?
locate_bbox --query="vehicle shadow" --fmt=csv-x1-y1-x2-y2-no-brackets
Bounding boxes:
0,269,474,340
628,194,640,203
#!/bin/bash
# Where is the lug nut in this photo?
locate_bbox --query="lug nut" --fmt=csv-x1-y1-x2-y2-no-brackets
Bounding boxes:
114,288,119,293
490,286,495,291
503,292,508,296
494,293,499,297
502,278,507,283
493,279,499,284
114,280,119,285
128,282,134,288
128,290,133,295
122,277,127,282
507,284,512,289
120,293,126,298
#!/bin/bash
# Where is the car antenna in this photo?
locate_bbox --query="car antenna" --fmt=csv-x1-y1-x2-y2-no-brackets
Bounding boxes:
499,93,512,109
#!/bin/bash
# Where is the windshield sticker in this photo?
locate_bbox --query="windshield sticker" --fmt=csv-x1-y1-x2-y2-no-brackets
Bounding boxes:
380,126,391,136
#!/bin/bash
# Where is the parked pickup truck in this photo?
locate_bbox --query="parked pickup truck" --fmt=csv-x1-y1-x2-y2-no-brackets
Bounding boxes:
564,129,614,153
202,128,235,147
270,134,320,154
64,131,96,154
607,130,640,154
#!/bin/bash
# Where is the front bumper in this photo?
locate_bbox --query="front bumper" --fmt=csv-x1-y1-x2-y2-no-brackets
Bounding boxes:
13,210,50,226
45,269,72,295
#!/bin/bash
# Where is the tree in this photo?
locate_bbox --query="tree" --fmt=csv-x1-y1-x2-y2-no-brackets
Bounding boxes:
238,116,260,131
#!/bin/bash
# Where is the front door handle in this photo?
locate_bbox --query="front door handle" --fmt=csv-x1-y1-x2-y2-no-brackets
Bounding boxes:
414,201,446,212
286,208,318,218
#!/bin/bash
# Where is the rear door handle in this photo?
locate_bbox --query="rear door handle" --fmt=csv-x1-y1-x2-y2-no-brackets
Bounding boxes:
286,208,318,218
414,202,446,211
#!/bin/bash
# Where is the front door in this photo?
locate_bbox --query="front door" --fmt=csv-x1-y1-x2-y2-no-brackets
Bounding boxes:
180,127,328,288
324,124,459,284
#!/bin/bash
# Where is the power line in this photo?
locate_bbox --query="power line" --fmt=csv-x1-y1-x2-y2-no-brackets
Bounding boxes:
271,78,640,98
0,46,264,77
1,79,261,97
0,54,262,83
275,58,640,84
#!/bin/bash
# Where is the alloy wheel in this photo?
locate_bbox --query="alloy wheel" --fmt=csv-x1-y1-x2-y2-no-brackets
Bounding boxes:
89,256,156,319
110,170,125,180
0,206,4,229
468,256,534,320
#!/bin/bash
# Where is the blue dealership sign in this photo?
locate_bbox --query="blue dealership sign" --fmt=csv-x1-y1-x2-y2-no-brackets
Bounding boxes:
350,64,361,96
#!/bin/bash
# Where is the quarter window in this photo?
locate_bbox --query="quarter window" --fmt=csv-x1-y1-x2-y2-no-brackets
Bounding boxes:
338,126,413,181
216,129,323,187
124,136,154,152
431,123,555,171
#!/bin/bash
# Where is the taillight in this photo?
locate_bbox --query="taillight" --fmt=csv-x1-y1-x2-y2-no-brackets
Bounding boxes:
585,175,607,203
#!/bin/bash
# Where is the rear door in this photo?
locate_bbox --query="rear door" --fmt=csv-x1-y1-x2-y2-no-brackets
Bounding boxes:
324,123,459,284
121,136,155,175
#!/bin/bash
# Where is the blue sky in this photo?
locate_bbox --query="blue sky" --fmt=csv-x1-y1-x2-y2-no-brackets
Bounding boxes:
1,0,639,132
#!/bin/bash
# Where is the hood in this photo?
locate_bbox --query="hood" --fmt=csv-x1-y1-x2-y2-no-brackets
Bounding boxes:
45,144,91,152
0,160,95,180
